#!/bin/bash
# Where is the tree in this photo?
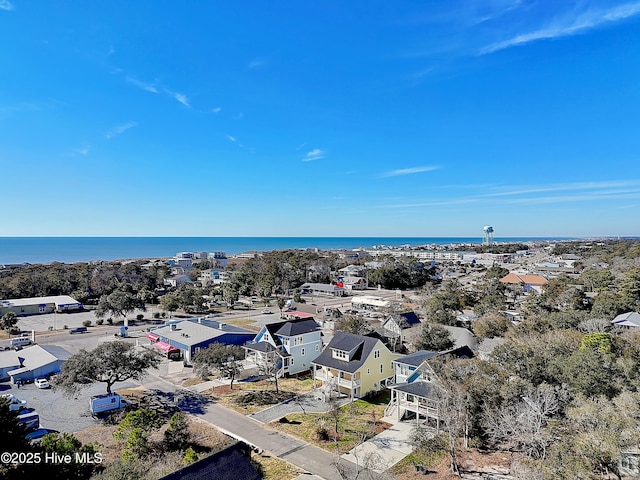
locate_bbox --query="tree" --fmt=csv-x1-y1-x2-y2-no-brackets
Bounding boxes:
0,312,18,332
417,323,454,352
164,412,191,451
159,292,180,316
55,341,160,395
472,314,511,339
256,348,281,394
193,343,245,389
620,266,640,308
277,297,287,315
96,289,144,321
113,408,162,461
222,283,239,309
334,315,372,336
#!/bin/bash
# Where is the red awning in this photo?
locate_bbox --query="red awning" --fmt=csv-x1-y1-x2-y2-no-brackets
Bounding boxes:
153,341,179,353
147,333,160,342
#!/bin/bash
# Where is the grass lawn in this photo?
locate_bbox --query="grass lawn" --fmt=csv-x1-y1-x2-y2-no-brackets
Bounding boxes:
269,392,392,454
253,452,303,480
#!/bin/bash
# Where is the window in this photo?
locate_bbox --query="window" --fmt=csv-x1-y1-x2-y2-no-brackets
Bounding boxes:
301,348,305,356
380,364,383,373
374,349,380,359
294,336,303,346
315,344,320,351
332,349,348,359
291,358,294,365
367,368,370,374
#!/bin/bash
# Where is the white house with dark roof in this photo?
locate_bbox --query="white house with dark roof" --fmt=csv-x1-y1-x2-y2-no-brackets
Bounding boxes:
381,311,422,347
243,317,322,376
311,332,400,400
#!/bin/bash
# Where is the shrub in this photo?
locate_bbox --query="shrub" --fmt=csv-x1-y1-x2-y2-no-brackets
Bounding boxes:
82,320,92,327
63,325,68,330
153,312,160,319
107,318,113,325
96,318,104,325
183,447,198,465
136,314,144,321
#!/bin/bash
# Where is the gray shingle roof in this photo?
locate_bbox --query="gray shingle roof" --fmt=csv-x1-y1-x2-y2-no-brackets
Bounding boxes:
394,350,439,367
392,380,441,398
311,332,381,373
274,319,319,337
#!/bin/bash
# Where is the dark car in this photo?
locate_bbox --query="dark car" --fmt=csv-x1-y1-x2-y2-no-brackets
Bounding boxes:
69,327,88,334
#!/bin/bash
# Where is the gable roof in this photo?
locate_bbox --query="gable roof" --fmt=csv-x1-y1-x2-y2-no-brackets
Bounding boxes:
612,311,640,327
159,441,261,480
500,273,548,286
394,345,475,368
261,317,319,346
274,319,319,337
394,350,440,367
386,311,421,329
311,332,384,373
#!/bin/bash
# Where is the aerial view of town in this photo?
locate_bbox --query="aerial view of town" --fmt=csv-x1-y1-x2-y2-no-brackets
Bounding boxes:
2,1,640,480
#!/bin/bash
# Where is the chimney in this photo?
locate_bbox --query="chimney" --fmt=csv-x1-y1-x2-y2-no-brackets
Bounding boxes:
218,323,226,330
198,317,204,324
170,324,177,331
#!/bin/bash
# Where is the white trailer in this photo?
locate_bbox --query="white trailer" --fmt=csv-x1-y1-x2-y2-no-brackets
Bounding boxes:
89,393,131,415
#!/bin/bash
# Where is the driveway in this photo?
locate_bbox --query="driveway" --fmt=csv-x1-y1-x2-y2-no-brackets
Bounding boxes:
341,420,417,473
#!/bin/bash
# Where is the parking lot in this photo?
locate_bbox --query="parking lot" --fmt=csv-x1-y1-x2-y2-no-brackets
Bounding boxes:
0,377,139,433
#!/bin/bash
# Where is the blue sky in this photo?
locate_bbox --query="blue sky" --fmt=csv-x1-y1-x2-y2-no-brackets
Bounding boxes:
1,0,639,237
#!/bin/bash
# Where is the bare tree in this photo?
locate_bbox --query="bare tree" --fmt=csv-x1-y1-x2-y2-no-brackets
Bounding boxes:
483,383,566,459
256,348,281,394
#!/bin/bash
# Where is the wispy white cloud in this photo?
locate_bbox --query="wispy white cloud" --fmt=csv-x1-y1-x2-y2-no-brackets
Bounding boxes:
481,180,640,197
380,179,640,209
303,149,326,162
125,76,158,93
296,142,307,151
63,145,91,157
165,91,191,108
105,121,137,140
380,166,440,177
248,58,268,69
212,107,222,114
226,135,237,142
0,0,13,11
481,2,640,54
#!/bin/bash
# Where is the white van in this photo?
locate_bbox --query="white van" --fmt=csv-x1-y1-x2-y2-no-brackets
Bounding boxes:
10,337,32,347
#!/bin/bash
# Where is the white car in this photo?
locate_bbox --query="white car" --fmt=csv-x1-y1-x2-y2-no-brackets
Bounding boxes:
1,394,27,411
34,378,50,389
261,309,272,314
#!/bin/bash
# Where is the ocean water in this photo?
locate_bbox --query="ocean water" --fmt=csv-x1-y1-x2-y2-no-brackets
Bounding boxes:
0,236,571,265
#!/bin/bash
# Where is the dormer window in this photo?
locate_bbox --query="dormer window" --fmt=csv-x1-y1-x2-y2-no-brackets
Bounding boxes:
332,349,348,360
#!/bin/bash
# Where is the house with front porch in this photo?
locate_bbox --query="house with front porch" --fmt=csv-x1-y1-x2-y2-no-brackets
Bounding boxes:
243,317,322,377
385,346,474,428
311,332,400,400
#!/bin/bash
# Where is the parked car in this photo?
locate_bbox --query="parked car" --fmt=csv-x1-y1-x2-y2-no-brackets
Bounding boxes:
261,309,272,314
34,378,50,389
69,327,88,334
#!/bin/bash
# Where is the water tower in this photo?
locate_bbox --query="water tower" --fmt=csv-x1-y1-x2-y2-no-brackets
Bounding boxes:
482,225,494,245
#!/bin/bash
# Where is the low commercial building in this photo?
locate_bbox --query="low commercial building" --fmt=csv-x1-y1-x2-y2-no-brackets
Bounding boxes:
0,295,83,317
149,319,255,362
300,283,347,297
7,345,72,384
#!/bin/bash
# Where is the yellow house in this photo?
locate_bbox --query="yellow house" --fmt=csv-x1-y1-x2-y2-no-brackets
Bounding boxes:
311,332,400,400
